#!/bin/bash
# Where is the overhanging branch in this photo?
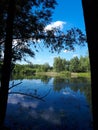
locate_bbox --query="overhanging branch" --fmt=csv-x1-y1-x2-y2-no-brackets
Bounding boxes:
9,81,22,90
8,88,51,102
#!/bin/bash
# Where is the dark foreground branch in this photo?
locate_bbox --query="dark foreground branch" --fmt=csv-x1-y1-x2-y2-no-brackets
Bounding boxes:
9,81,22,90
8,89,51,102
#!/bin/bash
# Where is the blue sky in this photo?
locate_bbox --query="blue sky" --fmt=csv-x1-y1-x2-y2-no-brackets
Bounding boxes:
21,0,88,66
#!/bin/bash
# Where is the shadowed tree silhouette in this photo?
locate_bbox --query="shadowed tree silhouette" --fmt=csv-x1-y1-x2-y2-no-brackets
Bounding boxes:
0,0,16,128
82,0,98,129
0,0,86,128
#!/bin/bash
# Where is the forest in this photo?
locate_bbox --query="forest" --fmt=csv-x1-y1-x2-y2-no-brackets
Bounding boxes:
0,0,98,129
8,55,90,78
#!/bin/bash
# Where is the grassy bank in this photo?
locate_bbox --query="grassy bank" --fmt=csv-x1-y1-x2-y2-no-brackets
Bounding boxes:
73,72,91,78
36,71,91,78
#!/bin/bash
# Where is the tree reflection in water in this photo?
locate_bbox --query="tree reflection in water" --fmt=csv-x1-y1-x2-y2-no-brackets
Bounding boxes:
5,77,93,130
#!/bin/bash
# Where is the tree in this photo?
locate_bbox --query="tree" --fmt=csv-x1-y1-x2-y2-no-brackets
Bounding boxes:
41,63,50,72
53,57,61,72
0,0,57,128
0,0,16,128
0,0,86,128
53,57,68,72
69,56,80,72
79,55,90,72
82,0,98,129
53,57,66,72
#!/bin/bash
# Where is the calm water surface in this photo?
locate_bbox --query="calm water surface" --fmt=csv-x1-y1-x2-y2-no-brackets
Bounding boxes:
5,77,93,130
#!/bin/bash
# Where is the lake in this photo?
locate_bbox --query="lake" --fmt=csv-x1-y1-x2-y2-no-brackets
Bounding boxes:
5,76,93,130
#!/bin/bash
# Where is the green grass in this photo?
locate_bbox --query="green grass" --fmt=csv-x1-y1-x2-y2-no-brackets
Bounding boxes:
36,71,91,78
36,71,70,77
76,72,91,78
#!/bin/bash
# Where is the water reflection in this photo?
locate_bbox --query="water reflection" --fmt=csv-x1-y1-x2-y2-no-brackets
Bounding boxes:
6,76,93,130
10,76,92,107
52,77,92,107
38,75,51,84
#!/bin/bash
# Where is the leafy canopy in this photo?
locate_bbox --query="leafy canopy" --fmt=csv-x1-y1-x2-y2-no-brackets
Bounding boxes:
0,0,86,63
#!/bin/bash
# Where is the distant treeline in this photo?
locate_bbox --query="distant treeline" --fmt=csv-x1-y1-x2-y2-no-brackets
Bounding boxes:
10,55,90,76
0,55,90,79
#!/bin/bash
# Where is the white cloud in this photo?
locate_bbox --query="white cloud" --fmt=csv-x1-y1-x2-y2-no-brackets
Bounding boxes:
63,49,69,53
72,54,78,57
45,21,66,31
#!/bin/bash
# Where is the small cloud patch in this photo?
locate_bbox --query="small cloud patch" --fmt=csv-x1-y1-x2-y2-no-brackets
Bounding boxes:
45,21,66,31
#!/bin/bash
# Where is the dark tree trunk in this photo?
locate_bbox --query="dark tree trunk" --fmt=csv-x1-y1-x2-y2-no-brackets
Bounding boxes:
82,0,98,130
0,0,15,128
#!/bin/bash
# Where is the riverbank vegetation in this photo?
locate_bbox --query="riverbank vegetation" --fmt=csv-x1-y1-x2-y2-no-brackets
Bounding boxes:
0,55,90,80
9,55,91,79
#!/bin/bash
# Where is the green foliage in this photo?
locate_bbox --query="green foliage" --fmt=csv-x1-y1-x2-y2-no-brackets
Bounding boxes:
76,72,91,78
53,56,66,72
60,71,71,77
69,55,90,72
0,0,87,80
0,0,86,64
12,63,51,78
41,63,51,72
13,64,35,77
53,55,90,73
79,55,90,72
0,0,57,62
10,53,90,80
69,56,80,72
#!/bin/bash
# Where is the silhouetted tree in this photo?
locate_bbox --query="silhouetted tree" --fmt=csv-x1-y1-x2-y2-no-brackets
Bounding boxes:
82,0,98,129
0,0,86,128
0,0,16,128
